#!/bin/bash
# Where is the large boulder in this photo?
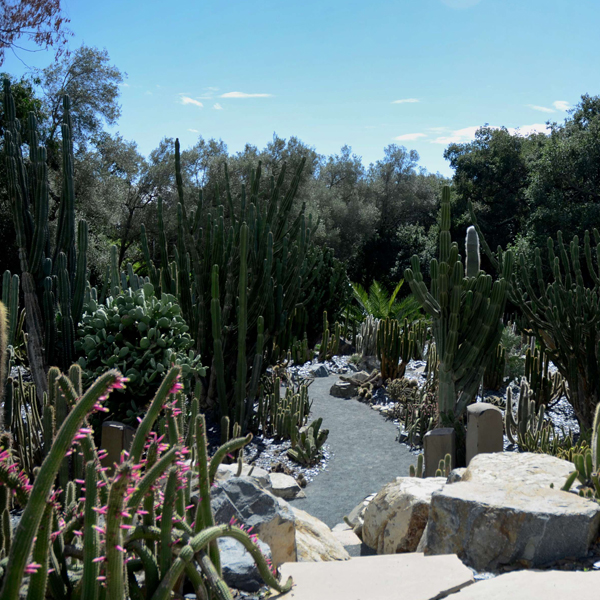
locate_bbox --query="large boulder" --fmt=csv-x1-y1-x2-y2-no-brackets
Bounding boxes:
362,477,446,554
215,463,271,489
292,507,351,561
419,452,600,571
212,476,351,568
218,536,272,592
211,477,297,567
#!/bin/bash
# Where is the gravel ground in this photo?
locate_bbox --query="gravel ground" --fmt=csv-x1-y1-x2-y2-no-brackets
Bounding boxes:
286,374,415,528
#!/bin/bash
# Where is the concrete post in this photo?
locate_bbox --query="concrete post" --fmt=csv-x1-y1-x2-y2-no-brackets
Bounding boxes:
424,428,455,477
100,421,136,472
466,402,503,465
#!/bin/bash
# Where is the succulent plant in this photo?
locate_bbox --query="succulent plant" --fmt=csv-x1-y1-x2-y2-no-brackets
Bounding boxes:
76,282,205,422
287,417,329,465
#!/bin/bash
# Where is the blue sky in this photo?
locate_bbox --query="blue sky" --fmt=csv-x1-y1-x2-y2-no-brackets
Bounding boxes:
4,0,600,176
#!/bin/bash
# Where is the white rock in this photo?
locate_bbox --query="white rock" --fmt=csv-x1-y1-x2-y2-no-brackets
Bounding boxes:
269,472,304,499
362,477,446,554
291,507,351,562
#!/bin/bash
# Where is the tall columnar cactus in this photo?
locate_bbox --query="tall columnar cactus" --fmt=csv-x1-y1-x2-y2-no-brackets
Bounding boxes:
405,186,513,422
470,204,600,430
0,366,293,599
140,141,319,425
356,315,379,357
377,317,420,381
2,80,89,393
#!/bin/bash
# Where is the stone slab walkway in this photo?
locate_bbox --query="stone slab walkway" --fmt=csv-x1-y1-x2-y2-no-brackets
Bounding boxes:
288,375,415,528
271,553,474,600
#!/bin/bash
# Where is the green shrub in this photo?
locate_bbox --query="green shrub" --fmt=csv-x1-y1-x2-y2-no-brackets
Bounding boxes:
76,282,205,422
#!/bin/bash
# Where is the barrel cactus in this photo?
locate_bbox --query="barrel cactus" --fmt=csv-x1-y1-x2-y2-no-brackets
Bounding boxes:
76,282,204,422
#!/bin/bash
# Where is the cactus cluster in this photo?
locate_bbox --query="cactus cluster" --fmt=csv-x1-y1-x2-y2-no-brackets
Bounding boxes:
409,454,424,478
505,379,547,448
356,315,379,357
256,377,311,440
76,282,205,423
562,403,600,500
376,318,424,381
0,366,293,599
141,142,320,430
524,344,566,408
470,205,600,430
318,311,340,362
3,80,89,402
405,186,513,422
287,418,329,465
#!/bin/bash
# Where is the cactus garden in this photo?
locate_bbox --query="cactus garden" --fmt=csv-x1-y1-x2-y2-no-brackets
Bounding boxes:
2,3,600,597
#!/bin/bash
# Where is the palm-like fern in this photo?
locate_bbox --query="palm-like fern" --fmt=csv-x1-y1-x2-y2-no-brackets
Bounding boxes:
351,280,421,322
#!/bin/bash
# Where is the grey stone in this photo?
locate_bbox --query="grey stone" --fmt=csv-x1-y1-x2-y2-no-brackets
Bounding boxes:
269,472,304,499
329,381,357,398
309,364,330,377
218,536,272,592
357,356,380,372
465,402,503,465
215,463,271,489
419,452,600,571
423,428,455,477
211,477,297,567
446,468,466,484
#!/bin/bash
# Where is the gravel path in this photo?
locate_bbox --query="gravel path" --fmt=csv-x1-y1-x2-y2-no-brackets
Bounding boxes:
288,375,415,528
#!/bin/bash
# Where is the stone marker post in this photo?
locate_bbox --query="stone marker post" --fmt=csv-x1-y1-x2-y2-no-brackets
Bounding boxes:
424,428,455,477
100,421,136,473
465,403,503,465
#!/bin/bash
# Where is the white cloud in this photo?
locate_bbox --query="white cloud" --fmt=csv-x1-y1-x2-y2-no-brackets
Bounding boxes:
213,103,223,110
431,123,550,144
507,123,550,136
220,91,272,98
394,133,427,141
118,82,130,88
431,126,481,144
206,86,219,92
145,90,152,96
188,128,199,133
180,95,204,108
553,100,570,111
527,104,555,113
392,98,419,104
